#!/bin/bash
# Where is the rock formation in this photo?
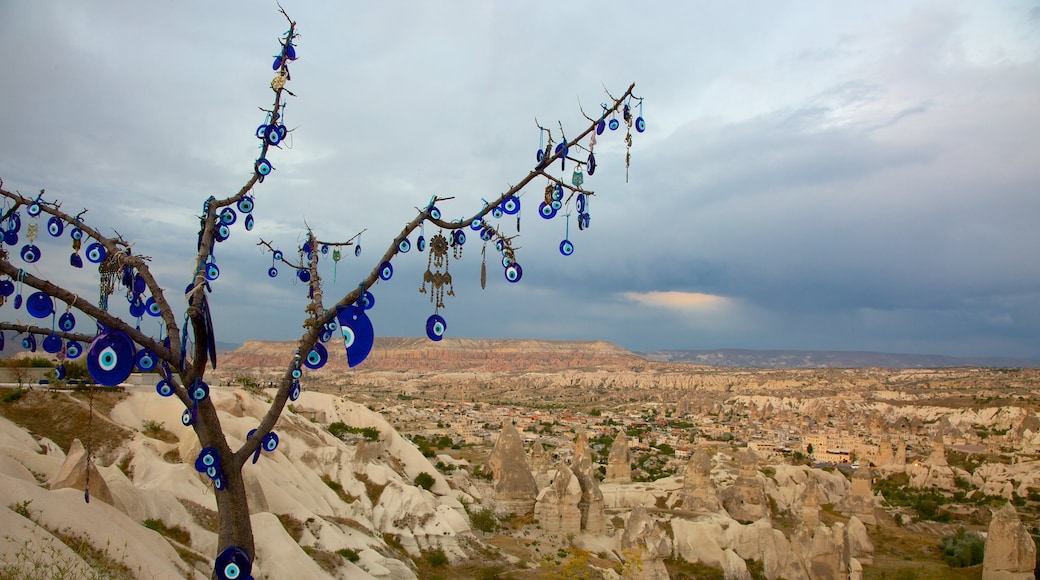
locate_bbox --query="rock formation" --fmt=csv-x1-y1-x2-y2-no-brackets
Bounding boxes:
528,440,553,490
605,430,632,484
570,431,606,533
620,506,671,580
534,465,582,535
876,436,894,467
797,474,823,527
487,421,538,517
838,466,876,524
680,448,724,514
982,502,1037,580
48,438,114,505
792,521,850,580
721,450,769,523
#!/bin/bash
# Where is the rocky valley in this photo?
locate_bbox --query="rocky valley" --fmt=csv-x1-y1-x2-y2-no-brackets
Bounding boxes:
1,338,1038,579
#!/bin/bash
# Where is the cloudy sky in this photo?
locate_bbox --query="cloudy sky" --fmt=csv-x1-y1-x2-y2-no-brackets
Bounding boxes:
2,1,1038,359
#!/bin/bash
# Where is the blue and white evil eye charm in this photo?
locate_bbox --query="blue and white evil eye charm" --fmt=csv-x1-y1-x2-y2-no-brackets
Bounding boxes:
609,118,620,131
26,292,54,319
182,407,196,426
504,262,523,283
47,217,64,237
359,290,375,310
135,349,158,372
86,329,136,387
268,267,278,278
59,311,76,331
636,117,646,133
254,158,273,180
303,342,328,369
220,208,237,226
205,262,220,281
237,196,254,213
156,379,174,397
19,244,40,263
417,235,426,252
397,238,410,253
214,546,252,580
336,304,374,367
426,314,446,342
262,432,279,453
559,239,574,256
194,447,220,474
501,195,520,215
190,380,210,402
85,242,106,264
378,261,393,281
428,205,441,220
289,381,301,401
65,341,83,359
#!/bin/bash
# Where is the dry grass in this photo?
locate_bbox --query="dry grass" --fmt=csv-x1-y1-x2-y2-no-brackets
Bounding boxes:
0,388,131,460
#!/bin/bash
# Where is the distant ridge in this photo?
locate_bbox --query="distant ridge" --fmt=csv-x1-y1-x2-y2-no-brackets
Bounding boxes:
640,348,1040,369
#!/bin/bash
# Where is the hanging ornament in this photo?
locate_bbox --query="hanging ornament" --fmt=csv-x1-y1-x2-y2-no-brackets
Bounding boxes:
560,213,574,256
419,232,454,309
332,248,342,283
336,304,374,367
572,164,584,188
480,244,487,290
426,314,446,341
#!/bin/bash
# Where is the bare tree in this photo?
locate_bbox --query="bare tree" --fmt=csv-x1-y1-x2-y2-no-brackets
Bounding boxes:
0,9,642,578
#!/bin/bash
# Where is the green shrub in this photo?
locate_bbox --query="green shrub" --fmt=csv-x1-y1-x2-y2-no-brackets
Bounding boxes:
941,527,985,568
414,471,435,491
469,507,498,533
337,548,360,562
424,548,448,567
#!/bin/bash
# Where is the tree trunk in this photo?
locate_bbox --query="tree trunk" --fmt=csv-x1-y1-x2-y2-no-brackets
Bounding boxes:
214,461,255,559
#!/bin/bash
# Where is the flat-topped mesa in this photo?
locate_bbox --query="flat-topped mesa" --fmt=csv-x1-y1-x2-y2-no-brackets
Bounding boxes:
604,429,632,484
982,502,1037,580
488,421,538,517
680,448,725,515
570,431,606,533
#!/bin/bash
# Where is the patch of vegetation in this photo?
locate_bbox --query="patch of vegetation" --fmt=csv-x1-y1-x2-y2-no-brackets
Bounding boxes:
424,548,449,567
337,548,360,562
302,546,341,575
664,555,725,579
327,421,380,441
140,419,177,443
177,499,219,533
3,387,28,403
276,513,305,542
143,518,191,545
940,528,985,568
414,471,436,491
467,505,498,533
355,472,387,504
321,474,358,504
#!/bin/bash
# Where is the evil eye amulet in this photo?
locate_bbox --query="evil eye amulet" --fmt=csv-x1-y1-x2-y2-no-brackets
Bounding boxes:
426,314,446,342
86,242,106,264
398,238,410,253
303,342,328,369
26,292,54,318
190,380,210,402
215,546,252,580
609,118,620,131
86,330,136,387
504,262,523,283
360,290,375,310
65,341,83,359
560,240,574,256
20,244,41,263
220,208,237,225
156,380,174,397
268,267,278,278
417,236,426,251
636,117,646,133
501,196,520,215
47,217,64,237
42,334,63,354
379,261,393,281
